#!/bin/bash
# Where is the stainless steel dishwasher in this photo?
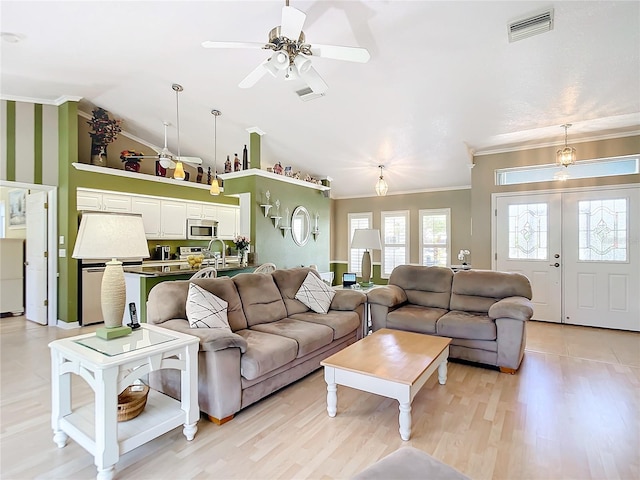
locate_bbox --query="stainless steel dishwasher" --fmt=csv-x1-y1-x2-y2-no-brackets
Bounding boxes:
81,265,105,325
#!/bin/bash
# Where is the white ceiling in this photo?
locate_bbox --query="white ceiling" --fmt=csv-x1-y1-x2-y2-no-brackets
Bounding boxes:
1,1,639,198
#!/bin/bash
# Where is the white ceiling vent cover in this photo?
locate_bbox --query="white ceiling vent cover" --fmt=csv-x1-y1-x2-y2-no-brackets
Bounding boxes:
296,87,325,102
508,9,554,42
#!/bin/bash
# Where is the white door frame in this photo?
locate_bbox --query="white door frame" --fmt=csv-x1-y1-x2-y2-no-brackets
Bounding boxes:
492,183,640,327
0,180,57,327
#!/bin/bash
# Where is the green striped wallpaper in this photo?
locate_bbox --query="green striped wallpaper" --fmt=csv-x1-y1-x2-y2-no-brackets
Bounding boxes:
1,100,59,185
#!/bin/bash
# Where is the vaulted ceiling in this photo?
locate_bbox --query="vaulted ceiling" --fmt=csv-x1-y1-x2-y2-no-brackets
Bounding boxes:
1,1,638,198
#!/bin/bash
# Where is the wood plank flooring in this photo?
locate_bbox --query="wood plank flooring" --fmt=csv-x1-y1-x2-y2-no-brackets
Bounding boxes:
1,317,638,479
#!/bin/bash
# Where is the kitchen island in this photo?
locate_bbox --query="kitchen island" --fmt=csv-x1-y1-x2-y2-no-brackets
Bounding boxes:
123,263,257,323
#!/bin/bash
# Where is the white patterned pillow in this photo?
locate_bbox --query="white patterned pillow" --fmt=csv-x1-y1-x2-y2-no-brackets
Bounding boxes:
295,272,335,314
186,283,230,330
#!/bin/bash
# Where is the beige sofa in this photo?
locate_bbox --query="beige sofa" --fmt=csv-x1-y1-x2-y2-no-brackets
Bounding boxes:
367,265,533,373
146,267,366,423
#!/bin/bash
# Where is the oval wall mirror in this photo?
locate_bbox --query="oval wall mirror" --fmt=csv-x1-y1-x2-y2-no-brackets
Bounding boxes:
291,206,311,246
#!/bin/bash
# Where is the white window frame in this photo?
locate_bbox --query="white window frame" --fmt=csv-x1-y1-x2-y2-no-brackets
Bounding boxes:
348,212,372,275
381,210,410,278
419,208,451,266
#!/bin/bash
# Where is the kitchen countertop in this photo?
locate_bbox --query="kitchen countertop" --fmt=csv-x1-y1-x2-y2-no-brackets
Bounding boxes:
124,263,256,277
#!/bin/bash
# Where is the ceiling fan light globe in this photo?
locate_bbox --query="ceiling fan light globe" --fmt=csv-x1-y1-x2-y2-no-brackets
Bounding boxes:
159,158,172,169
293,53,312,74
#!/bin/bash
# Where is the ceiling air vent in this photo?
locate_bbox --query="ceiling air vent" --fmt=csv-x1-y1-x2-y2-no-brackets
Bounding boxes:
296,87,325,102
508,9,554,42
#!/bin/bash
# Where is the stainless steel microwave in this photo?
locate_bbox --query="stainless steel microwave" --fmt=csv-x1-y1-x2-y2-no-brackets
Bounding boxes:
186,219,218,240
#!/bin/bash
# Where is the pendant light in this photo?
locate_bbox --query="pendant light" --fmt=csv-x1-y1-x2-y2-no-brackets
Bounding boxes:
556,123,576,168
172,83,185,180
375,164,388,196
210,109,221,195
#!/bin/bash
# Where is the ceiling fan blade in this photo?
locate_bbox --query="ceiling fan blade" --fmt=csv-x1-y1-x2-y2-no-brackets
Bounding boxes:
202,41,266,50
299,65,328,94
177,156,203,165
239,60,270,88
309,44,371,63
280,6,306,40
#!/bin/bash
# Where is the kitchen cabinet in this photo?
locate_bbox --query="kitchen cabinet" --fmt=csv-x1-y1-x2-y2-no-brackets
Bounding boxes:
217,205,239,239
159,200,187,239
186,203,218,221
131,197,161,238
77,189,131,212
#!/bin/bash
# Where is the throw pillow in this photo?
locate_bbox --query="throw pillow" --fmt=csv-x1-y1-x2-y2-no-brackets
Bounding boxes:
295,272,335,314
186,283,230,330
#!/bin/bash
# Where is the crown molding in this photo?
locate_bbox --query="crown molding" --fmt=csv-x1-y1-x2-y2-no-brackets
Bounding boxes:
0,94,82,105
333,184,471,200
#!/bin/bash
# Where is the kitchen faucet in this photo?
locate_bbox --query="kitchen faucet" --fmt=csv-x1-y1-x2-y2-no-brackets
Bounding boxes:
206,238,226,268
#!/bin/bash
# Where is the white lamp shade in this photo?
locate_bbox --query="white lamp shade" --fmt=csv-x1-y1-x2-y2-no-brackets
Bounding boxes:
72,212,150,260
351,229,382,251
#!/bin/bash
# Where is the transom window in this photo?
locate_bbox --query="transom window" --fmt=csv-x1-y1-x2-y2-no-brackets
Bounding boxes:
381,210,409,277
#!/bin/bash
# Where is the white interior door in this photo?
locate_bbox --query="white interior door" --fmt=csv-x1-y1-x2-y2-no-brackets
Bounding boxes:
496,194,562,322
26,190,48,325
562,187,640,331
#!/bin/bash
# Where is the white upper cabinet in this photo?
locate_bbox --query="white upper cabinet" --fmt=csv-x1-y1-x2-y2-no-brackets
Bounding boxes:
76,188,240,240
131,197,161,238
159,200,187,239
217,205,239,239
77,189,131,213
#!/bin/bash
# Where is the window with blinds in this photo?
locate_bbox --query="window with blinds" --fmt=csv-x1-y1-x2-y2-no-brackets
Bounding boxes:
381,210,409,277
348,213,372,274
419,208,450,266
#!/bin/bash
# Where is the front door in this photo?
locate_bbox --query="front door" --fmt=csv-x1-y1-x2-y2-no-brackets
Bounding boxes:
496,193,562,323
495,185,639,331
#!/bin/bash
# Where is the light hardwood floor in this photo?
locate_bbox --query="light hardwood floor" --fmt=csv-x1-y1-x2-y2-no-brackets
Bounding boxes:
1,317,638,480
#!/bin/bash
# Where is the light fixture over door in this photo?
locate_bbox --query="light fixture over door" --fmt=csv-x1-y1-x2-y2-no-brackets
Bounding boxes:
375,164,388,196
556,123,576,168
210,109,221,195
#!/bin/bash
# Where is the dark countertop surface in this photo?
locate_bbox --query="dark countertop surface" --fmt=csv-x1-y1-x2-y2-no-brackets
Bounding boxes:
124,263,256,277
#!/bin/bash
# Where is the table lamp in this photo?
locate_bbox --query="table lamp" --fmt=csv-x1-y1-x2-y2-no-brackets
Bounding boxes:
73,212,150,339
351,228,382,286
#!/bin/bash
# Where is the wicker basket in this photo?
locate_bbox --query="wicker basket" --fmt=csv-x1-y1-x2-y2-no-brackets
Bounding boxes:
117,385,150,422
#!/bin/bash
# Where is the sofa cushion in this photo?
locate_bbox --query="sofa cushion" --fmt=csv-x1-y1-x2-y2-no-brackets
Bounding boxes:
236,329,299,380
251,318,334,357
272,267,318,315
389,265,453,309
437,311,497,340
295,272,335,314
191,277,248,331
290,310,361,340
186,283,230,330
233,273,288,327
386,305,448,334
449,269,532,313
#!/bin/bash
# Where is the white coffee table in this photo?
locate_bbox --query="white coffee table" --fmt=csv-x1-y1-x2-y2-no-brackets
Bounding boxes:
321,328,451,441
49,323,199,480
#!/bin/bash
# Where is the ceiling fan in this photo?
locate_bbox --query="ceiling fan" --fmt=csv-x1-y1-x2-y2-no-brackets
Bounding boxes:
201,0,370,97
123,84,203,173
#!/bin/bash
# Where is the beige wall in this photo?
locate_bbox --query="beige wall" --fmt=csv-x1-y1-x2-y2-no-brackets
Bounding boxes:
471,135,640,269
331,135,639,273
331,189,472,266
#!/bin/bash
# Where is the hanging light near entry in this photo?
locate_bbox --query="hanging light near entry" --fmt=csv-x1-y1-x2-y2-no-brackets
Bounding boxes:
210,109,221,195
556,123,576,168
375,164,388,196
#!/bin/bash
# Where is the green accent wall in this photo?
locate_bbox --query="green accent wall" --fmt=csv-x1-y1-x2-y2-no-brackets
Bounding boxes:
5,101,16,181
57,101,79,323
249,132,261,169
225,173,330,271
34,104,43,184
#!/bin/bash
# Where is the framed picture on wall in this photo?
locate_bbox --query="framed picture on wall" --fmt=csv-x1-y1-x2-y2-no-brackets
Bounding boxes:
8,189,26,229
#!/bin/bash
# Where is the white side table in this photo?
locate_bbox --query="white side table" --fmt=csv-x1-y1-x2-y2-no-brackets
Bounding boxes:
49,324,199,480
333,284,383,337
